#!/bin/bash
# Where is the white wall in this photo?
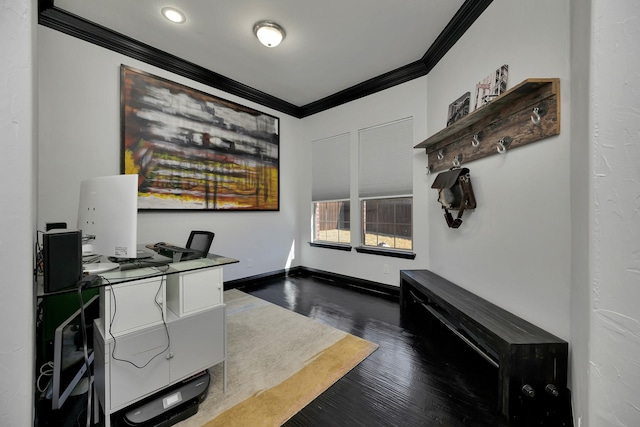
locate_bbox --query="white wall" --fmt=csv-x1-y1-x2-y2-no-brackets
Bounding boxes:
589,1,640,425
300,0,575,416
0,1,36,426
425,0,572,341
299,77,429,284
298,0,584,422
37,28,303,282
301,0,572,337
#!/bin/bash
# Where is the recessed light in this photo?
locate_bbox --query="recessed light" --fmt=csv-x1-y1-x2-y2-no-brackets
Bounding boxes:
161,7,186,24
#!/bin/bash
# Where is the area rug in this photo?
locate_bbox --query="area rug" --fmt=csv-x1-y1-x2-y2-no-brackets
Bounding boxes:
175,289,378,427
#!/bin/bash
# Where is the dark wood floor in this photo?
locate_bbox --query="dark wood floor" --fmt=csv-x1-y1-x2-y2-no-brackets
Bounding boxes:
240,273,572,427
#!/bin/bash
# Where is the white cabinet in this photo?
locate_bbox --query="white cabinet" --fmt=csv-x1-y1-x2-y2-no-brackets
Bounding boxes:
95,321,170,410
93,266,227,427
166,267,223,317
169,307,225,380
100,276,166,337
94,306,225,413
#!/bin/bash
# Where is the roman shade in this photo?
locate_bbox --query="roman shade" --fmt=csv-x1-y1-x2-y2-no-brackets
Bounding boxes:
312,133,350,201
358,117,413,198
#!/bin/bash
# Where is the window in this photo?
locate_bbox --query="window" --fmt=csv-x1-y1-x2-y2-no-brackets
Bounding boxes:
311,134,351,246
313,200,351,244
361,197,412,250
358,118,413,252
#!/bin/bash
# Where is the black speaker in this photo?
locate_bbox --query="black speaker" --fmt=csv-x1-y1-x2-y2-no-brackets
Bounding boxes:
43,230,82,293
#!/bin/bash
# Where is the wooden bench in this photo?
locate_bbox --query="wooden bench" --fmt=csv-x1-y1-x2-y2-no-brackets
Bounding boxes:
400,269,569,423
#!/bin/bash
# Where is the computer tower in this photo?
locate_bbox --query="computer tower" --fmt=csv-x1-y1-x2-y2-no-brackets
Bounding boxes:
43,230,82,293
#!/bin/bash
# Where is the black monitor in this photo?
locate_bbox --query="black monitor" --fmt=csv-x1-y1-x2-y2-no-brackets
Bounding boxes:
51,294,99,410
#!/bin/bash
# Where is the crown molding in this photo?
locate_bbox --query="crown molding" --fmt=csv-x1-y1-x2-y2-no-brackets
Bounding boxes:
300,59,428,117
38,5,302,117
38,0,492,118
422,0,493,72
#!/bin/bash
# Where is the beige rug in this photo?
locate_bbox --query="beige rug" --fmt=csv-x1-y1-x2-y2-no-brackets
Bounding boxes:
176,289,378,427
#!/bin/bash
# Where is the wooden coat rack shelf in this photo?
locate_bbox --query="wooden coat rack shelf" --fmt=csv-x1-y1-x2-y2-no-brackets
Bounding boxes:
415,78,560,173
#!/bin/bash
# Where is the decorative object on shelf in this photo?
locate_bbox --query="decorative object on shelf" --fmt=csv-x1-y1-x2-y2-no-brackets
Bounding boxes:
415,78,560,174
474,64,509,110
447,92,470,127
431,167,476,229
121,65,280,211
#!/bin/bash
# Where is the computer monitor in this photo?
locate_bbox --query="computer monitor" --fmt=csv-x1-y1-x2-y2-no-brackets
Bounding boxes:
51,294,99,410
77,174,138,259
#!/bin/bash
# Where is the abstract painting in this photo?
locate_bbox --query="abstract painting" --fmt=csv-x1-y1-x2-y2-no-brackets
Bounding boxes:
474,64,509,110
121,65,279,211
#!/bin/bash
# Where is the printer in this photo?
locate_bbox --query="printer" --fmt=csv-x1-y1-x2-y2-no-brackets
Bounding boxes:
112,370,210,427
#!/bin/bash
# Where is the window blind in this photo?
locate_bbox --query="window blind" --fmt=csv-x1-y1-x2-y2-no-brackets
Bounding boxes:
358,117,413,198
311,133,350,201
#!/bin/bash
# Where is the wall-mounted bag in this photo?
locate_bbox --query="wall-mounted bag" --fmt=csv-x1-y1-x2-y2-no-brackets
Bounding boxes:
431,167,477,228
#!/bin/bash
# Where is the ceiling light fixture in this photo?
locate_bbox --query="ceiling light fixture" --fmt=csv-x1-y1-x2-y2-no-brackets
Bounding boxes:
253,21,286,48
161,7,186,24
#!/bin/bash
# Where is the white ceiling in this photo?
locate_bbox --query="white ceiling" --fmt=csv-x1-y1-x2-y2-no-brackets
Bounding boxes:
54,0,466,107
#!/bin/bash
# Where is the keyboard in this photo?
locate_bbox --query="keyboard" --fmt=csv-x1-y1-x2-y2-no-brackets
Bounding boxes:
155,244,195,254
118,260,169,271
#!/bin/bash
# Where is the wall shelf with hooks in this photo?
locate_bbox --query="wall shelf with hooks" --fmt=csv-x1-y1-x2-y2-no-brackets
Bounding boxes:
416,78,560,173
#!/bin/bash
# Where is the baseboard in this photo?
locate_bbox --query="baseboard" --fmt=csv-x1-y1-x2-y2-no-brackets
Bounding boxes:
299,267,400,300
225,266,399,300
224,266,305,290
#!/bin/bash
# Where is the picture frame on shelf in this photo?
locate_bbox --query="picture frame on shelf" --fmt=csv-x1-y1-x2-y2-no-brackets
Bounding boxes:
474,64,509,110
447,92,471,127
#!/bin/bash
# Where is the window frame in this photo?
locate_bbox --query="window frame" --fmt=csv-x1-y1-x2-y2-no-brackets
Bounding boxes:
356,195,415,259
310,199,352,250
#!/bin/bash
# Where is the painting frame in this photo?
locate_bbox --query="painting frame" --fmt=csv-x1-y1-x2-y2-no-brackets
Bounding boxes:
120,65,280,211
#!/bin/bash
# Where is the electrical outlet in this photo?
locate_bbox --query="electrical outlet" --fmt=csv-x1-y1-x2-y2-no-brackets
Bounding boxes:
383,264,389,274
247,259,253,268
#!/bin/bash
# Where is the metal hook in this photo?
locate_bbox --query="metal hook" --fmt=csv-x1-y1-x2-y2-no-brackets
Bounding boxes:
437,150,444,160
472,134,480,147
497,138,507,154
453,154,462,167
531,107,541,124
426,165,432,175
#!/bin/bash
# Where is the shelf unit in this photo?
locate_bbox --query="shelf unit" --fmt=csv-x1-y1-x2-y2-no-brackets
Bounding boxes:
94,267,226,427
415,78,560,173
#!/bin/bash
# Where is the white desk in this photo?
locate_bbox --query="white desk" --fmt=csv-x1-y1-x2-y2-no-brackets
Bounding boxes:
92,253,237,426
